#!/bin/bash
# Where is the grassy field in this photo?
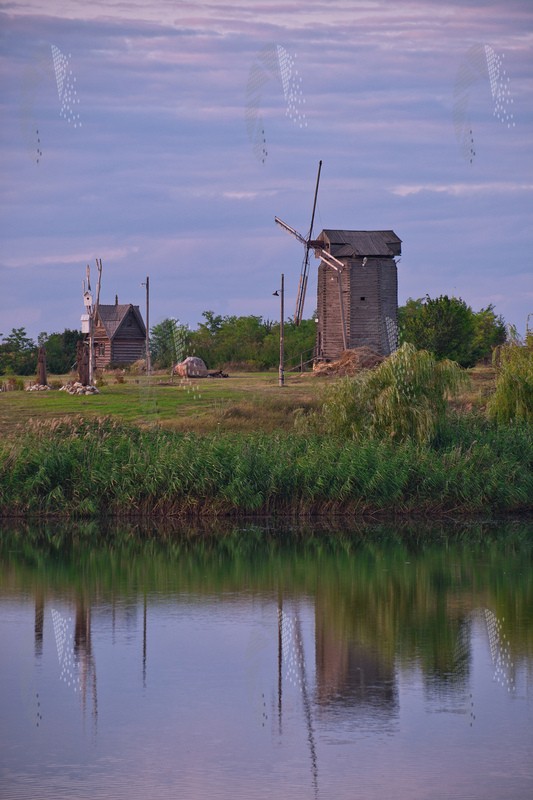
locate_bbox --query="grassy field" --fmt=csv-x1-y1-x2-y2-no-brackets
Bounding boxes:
0,365,496,438
1,365,531,519
0,370,322,436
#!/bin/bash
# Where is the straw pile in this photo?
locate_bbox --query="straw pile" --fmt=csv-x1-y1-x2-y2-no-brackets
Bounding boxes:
313,347,384,377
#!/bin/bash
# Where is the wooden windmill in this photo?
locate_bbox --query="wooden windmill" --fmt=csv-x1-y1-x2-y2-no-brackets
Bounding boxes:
275,163,402,362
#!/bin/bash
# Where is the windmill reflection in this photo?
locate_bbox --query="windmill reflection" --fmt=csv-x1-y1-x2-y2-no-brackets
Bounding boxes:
313,596,398,724
34,589,44,659
74,599,97,723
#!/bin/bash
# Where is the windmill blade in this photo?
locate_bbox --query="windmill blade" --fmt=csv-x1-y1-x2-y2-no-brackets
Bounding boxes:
295,160,322,325
306,160,322,242
275,216,308,246
275,160,323,326
294,251,309,325
275,215,309,323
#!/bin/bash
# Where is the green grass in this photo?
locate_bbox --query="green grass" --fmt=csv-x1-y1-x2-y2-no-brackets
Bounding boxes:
0,371,321,436
2,364,530,520
1,413,531,519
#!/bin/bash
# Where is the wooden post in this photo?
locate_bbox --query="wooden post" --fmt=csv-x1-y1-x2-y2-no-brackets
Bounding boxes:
145,276,151,375
37,346,47,386
88,313,94,386
76,340,89,386
279,273,285,387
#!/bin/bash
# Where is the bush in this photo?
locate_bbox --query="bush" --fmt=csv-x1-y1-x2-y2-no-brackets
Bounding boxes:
487,340,533,424
306,343,469,444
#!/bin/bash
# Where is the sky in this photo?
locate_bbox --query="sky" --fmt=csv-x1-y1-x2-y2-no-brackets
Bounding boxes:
0,0,532,341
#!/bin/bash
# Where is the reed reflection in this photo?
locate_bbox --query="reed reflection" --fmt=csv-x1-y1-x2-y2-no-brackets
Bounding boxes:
3,521,531,746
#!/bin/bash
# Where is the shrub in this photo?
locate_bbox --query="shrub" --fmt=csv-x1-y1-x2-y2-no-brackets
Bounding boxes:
487,340,533,424
309,343,469,444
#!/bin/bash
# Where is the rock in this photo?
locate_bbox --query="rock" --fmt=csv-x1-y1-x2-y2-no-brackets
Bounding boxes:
59,381,100,395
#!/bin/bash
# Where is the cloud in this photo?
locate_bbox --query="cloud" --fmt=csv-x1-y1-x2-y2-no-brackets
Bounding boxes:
390,181,533,197
2,245,139,270
222,189,280,200
1,0,532,342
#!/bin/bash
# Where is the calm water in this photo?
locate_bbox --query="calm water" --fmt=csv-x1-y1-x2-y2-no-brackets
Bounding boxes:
1,520,532,800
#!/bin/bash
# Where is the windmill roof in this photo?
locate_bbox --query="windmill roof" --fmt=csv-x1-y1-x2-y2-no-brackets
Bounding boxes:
96,304,146,339
319,229,401,258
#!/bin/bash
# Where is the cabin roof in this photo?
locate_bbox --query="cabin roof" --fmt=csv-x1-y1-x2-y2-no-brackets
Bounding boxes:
96,303,146,339
318,229,401,258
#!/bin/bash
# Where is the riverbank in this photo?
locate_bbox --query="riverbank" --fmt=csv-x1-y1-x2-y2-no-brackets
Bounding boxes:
1,414,531,518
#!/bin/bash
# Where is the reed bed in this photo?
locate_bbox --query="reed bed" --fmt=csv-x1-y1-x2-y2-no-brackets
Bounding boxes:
1,414,531,518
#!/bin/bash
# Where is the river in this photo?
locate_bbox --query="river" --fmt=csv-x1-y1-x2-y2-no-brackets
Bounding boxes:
1,519,532,799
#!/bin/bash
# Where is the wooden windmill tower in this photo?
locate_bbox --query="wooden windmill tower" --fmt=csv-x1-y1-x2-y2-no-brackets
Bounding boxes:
275,163,401,362
313,228,401,361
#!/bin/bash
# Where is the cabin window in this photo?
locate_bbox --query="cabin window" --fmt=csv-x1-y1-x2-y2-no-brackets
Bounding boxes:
360,297,366,302
98,344,105,356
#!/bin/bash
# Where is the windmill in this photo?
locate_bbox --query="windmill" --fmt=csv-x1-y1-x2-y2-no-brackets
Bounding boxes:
275,161,348,351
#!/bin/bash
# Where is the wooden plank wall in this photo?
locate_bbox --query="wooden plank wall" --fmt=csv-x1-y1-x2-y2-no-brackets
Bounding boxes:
378,260,398,355
112,339,145,364
317,257,398,360
316,261,352,360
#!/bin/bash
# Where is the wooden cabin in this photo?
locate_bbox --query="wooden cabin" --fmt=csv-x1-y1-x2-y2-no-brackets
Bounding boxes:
91,298,146,368
313,229,401,361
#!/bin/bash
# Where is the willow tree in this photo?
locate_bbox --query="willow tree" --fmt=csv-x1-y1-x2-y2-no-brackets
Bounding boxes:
316,343,469,444
487,339,533,424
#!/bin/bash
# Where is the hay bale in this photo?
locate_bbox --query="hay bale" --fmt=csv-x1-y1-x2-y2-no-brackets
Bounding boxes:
314,347,385,377
173,356,208,378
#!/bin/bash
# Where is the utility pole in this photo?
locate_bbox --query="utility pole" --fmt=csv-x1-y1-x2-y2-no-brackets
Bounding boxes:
273,274,285,386
142,275,151,375
279,273,285,387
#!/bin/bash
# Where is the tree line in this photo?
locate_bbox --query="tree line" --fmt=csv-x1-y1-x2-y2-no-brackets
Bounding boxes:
149,312,317,371
151,297,507,370
0,328,84,376
0,295,508,376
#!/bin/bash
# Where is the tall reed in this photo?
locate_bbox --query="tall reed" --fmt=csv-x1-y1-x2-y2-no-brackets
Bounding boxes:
1,414,531,517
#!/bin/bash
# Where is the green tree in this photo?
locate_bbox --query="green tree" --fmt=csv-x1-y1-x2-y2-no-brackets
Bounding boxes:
189,312,316,370
0,327,36,375
471,305,506,363
190,313,267,368
150,318,190,369
399,295,477,367
37,329,84,374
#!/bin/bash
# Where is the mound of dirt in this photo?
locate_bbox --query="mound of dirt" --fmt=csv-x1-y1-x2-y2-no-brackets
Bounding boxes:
313,347,384,377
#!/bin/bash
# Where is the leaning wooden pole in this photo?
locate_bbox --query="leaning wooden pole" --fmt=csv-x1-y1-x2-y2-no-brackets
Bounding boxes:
295,160,322,325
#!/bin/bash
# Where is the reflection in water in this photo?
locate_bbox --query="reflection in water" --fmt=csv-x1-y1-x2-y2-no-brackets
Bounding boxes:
279,607,319,799
315,607,397,718
483,608,516,692
51,608,81,693
50,602,97,726
74,600,97,723
1,520,532,800
34,591,44,660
